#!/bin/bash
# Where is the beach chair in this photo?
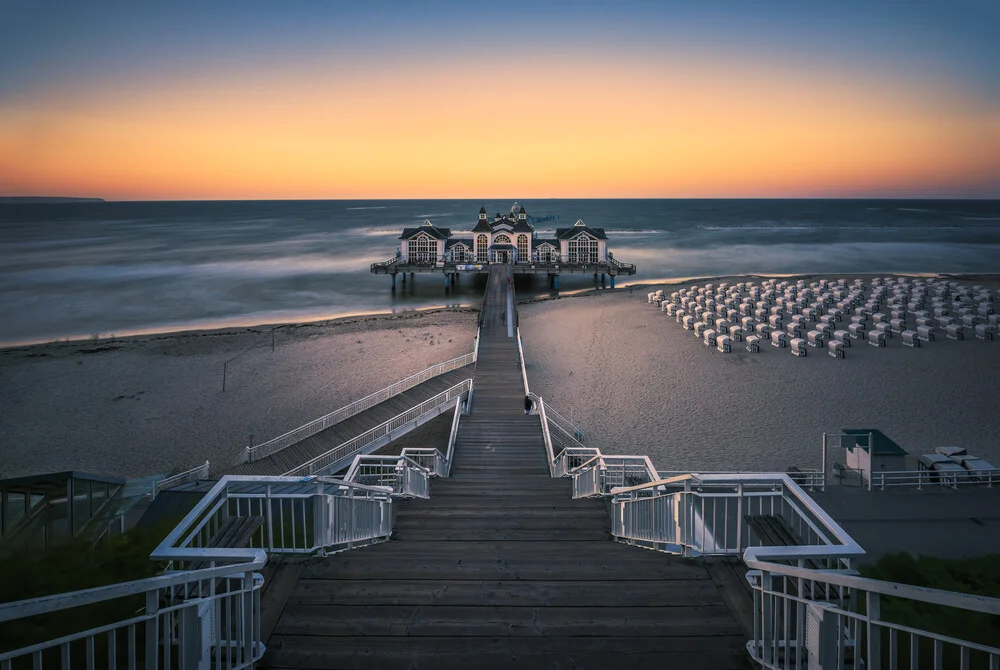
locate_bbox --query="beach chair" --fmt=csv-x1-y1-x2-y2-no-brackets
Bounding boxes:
806,330,824,348
676,309,687,323
755,323,770,337
819,314,835,327
901,330,920,347
663,303,676,315
694,321,707,337
790,338,807,357
828,340,845,358
786,323,801,339
833,330,852,347
872,312,888,324
770,331,788,348
975,324,995,340
868,330,886,347
746,335,760,353
703,329,717,347
716,335,731,353
875,322,892,338
890,317,906,334
682,315,694,330
945,324,964,340
715,318,730,334
728,326,744,342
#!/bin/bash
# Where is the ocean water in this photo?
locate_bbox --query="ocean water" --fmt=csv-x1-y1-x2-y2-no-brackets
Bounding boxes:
2,198,999,346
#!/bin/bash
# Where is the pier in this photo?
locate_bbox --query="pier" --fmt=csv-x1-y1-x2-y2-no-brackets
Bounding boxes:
263,264,748,668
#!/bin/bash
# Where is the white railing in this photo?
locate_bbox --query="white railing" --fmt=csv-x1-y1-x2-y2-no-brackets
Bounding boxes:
152,460,210,497
745,551,1000,670
343,455,432,498
282,379,472,476
0,474,398,668
516,327,529,396
240,352,475,464
444,399,463,477
869,467,999,490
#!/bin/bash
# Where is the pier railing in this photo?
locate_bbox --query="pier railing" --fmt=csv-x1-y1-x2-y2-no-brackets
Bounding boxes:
282,379,472,477
152,460,210,498
240,352,476,465
868,467,999,490
0,474,399,668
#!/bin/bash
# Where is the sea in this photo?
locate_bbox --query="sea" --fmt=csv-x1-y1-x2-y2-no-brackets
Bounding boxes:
2,198,999,347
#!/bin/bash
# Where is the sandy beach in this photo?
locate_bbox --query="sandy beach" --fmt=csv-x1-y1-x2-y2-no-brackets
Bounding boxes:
0,309,478,479
2,274,999,482
519,274,1000,473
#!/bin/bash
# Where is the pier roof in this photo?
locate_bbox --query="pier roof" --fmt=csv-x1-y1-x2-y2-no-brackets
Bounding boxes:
399,222,452,240
555,220,607,240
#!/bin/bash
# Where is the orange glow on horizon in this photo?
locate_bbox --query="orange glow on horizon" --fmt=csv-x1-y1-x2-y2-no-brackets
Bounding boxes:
1,54,997,199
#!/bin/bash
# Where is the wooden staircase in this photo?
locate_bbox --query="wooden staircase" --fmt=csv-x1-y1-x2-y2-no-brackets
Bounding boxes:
262,266,748,669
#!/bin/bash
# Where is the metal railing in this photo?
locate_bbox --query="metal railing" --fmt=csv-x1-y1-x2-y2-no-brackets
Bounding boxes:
869,467,999,490
246,352,474,463
516,327,529,396
370,256,398,272
241,353,475,465
152,460,210,498
282,379,472,476
0,474,399,668
343,455,432,498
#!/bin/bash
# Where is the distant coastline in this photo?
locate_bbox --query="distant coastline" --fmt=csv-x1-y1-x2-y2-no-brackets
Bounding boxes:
0,196,105,203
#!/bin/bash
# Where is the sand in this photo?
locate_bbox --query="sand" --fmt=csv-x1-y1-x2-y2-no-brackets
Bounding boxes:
3,274,999,483
0,309,478,479
519,275,1000,474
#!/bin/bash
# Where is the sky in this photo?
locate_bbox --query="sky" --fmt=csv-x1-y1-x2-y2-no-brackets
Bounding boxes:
0,1,998,200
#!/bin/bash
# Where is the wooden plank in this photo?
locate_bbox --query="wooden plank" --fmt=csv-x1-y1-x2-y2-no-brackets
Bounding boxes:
262,635,748,670
705,557,756,641
259,558,304,643
287,578,725,607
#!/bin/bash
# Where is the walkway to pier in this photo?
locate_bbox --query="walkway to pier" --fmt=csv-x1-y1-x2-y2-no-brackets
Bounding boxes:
263,265,747,669
223,366,473,477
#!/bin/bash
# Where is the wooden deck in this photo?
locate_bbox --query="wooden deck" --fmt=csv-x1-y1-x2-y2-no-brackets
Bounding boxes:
222,366,473,477
262,266,749,669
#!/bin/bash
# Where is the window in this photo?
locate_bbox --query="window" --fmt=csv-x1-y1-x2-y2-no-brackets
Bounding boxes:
494,234,511,245
476,234,488,262
517,235,529,264
537,245,553,263
568,233,598,263
408,235,434,263
452,245,468,262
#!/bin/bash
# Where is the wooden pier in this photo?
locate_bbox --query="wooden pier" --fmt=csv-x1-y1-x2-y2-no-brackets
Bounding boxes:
262,266,748,669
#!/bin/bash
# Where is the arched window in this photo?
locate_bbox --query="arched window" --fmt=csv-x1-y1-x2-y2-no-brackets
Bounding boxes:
494,234,511,245
537,244,552,263
517,235,530,264
408,235,434,263
476,234,488,263
567,233,598,264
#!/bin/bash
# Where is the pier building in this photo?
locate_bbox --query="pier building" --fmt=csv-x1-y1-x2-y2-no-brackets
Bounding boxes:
372,202,637,289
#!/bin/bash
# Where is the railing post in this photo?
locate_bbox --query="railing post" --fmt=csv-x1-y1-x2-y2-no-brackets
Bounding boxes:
266,485,274,552
867,591,882,670
145,590,158,670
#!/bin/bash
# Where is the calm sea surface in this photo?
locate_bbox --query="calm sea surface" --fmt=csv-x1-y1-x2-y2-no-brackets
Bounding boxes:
2,199,999,346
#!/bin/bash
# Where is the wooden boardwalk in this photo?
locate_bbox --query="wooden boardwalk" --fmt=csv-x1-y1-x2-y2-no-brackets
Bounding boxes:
223,366,473,477
263,266,748,669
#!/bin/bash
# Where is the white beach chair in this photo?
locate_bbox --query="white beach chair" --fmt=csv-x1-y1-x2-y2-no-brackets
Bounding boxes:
746,335,761,353
806,330,824,348
786,323,801,339
790,338,807,357
755,323,770,338
828,340,845,358
875,322,892,338
975,324,995,340
833,330,851,347
717,335,731,353
868,330,886,347
890,318,906,334
901,330,920,347
916,325,934,342
682,315,695,330
703,329,717,347
715,319,730,334
728,326,744,342
694,321,707,338
771,331,788,348
945,324,964,340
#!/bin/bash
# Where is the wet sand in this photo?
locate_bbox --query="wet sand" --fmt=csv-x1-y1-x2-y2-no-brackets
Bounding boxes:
519,274,1000,473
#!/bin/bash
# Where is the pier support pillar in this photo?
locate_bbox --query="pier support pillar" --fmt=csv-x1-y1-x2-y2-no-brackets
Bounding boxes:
610,276,615,289
553,275,560,290
391,274,397,291
401,273,406,284
445,273,451,288
601,273,606,284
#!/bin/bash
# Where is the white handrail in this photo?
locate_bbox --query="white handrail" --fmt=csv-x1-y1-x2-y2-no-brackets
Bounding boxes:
444,397,463,477
242,351,475,463
152,460,210,497
283,379,472,476
516,327,530,396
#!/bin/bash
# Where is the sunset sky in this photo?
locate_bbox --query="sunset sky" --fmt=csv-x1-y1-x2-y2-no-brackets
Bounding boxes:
1,1,998,199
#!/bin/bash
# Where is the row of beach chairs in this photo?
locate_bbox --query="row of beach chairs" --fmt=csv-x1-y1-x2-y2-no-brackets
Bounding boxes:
648,277,997,359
